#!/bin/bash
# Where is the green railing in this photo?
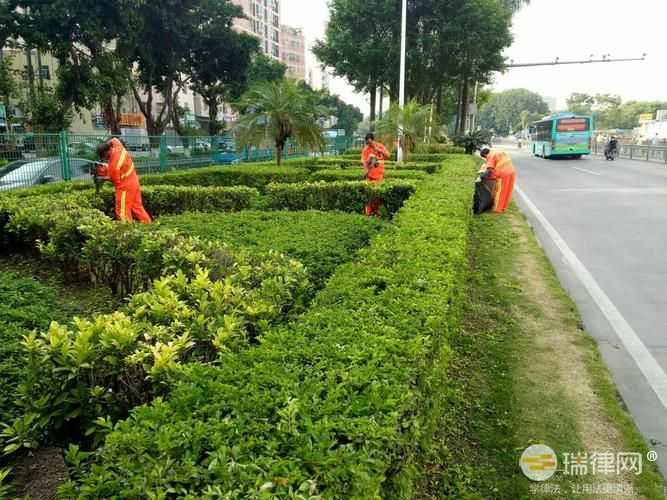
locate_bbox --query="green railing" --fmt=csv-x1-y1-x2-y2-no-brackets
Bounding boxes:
0,132,353,192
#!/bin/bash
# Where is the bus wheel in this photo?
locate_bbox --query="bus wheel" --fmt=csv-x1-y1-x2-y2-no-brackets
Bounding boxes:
572,155,582,159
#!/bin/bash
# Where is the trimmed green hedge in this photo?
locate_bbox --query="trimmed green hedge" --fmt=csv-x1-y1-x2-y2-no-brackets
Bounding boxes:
83,185,260,217
310,168,426,182
140,165,310,191
69,156,476,498
159,210,386,289
266,180,416,216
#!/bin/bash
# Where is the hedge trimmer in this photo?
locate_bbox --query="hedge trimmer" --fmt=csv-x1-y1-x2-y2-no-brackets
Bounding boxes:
91,161,111,194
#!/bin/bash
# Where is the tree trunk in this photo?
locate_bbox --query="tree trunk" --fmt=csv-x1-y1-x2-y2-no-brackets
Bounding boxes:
460,77,470,134
378,86,384,120
103,96,122,135
435,85,443,116
276,140,284,166
369,82,377,130
454,80,462,134
207,98,221,136
25,46,35,103
36,50,43,91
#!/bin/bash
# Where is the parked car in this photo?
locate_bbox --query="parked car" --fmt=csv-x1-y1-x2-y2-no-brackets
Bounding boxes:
0,157,95,191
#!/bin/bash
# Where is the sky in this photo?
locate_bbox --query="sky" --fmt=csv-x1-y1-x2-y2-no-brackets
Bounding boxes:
283,0,667,114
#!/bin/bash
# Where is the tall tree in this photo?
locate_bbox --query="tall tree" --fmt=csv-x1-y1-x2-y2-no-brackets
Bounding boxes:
247,54,287,86
478,88,549,135
188,0,259,136
234,79,327,166
376,100,433,161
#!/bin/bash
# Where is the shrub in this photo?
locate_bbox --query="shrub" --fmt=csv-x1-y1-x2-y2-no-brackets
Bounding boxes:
266,180,416,216
414,144,465,154
70,155,476,498
81,185,259,218
0,272,67,424
140,165,310,191
4,251,309,453
306,158,441,174
309,168,427,182
159,210,386,289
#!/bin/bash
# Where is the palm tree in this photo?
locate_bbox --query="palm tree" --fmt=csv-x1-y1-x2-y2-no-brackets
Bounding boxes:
376,100,433,162
234,80,326,166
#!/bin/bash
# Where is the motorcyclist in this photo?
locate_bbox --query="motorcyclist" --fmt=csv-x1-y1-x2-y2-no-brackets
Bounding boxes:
605,136,619,158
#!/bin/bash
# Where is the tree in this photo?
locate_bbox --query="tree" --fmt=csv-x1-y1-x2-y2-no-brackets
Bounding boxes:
20,87,73,132
566,93,667,130
188,0,259,136
247,54,287,86
234,80,327,166
478,88,549,135
376,100,432,161
296,81,363,138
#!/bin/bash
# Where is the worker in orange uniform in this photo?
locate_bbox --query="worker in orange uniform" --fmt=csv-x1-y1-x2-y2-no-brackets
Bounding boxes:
480,147,516,213
361,132,390,216
96,138,152,223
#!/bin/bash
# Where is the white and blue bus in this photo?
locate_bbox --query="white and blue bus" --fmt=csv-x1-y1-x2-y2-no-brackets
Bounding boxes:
529,113,593,159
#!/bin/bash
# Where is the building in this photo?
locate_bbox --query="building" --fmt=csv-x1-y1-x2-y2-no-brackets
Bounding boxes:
280,25,305,81
231,0,282,60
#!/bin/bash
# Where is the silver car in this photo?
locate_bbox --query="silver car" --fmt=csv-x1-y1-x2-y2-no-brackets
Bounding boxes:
0,157,95,191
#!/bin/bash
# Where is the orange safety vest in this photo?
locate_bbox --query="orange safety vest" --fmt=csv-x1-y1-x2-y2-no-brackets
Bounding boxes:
105,138,138,189
361,142,390,182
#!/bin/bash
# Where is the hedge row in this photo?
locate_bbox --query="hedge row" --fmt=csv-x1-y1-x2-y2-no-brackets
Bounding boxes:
159,210,386,289
68,156,477,498
5,249,309,454
266,180,416,216
309,168,426,182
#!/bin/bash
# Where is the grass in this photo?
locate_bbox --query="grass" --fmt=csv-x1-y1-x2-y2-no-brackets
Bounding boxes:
158,210,386,289
417,206,665,499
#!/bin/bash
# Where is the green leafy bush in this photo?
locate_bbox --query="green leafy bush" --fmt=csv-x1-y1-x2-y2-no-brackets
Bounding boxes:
266,180,416,216
81,185,259,218
70,156,476,498
140,165,310,191
306,158,442,174
414,144,465,154
0,272,67,423
160,210,386,289
310,168,426,182
5,251,309,453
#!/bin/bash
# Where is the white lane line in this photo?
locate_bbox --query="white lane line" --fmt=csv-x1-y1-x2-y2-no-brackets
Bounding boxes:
516,184,667,411
571,166,602,176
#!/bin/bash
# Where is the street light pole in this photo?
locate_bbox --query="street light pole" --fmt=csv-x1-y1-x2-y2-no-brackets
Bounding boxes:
397,0,407,163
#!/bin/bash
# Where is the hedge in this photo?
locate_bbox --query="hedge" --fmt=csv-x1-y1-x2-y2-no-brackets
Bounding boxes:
310,168,427,182
266,180,417,216
159,210,386,289
69,156,477,498
140,165,310,191
307,158,442,174
82,185,260,217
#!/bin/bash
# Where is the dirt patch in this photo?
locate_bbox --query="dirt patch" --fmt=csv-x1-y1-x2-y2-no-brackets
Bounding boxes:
12,448,69,500
509,211,640,499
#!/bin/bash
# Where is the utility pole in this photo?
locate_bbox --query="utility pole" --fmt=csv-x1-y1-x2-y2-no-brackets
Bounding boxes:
397,0,407,163
506,54,646,68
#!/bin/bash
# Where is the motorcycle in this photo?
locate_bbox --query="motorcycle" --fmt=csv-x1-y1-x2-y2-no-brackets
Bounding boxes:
604,143,618,161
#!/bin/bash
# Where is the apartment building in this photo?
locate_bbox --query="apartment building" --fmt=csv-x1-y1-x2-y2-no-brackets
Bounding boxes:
231,0,282,60
280,25,305,81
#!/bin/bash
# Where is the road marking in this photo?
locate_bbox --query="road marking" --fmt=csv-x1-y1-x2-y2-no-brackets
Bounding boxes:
516,185,667,412
553,188,667,194
571,166,602,176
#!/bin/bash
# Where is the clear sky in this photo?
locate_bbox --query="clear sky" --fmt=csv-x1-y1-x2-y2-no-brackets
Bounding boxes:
283,0,667,114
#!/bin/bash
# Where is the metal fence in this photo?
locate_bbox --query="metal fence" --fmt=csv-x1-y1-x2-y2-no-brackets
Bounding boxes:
0,132,353,192
591,141,667,164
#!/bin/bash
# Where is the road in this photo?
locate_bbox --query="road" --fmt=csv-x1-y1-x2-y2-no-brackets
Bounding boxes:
507,148,667,477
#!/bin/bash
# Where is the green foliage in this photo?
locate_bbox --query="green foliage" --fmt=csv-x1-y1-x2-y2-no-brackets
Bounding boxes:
0,272,66,423
234,79,327,166
310,168,426,182
6,253,309,452
566,93,667,130
414,144,465,154
308,158,443,174
453,129,493,154
376,100,434,160
20,87,74,132
160,210,386,289
247,53,287,86
71,155,476,498
478,88,550,135
140,165,310,192
266,180,416,217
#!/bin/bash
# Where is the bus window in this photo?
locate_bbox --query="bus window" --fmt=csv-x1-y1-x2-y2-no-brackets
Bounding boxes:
557,118,589,132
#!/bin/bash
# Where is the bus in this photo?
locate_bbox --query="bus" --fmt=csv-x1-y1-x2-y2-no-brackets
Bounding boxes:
529,113,593,159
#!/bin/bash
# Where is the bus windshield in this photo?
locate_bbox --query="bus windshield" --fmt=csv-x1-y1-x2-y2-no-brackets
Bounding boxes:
557,118,589,132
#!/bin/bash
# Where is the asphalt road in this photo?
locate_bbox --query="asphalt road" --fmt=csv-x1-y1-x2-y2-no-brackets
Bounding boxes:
506,147,667,478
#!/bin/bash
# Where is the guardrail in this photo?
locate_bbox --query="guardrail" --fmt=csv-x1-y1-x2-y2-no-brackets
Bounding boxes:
0,132,353,192
591,142,667,164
